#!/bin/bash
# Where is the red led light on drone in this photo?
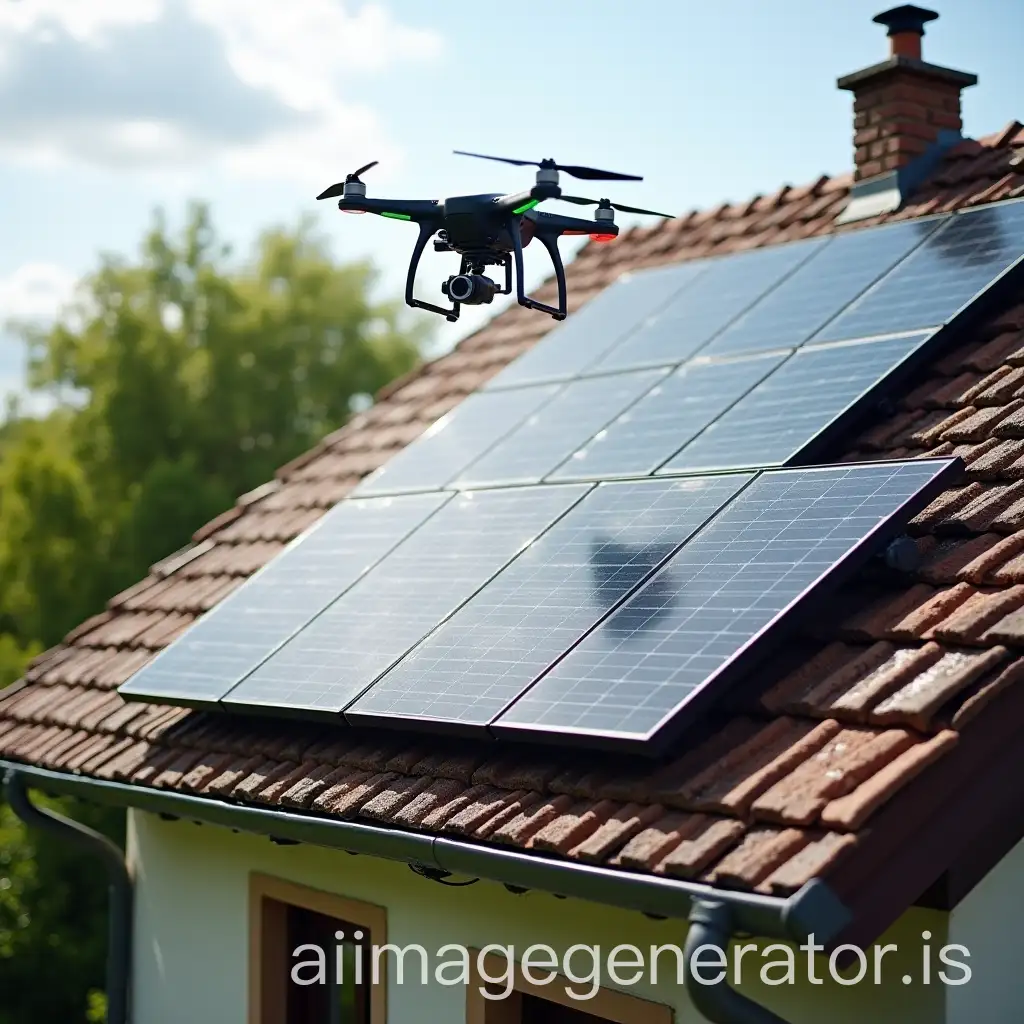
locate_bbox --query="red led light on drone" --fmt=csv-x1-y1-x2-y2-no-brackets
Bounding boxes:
589,232,617,243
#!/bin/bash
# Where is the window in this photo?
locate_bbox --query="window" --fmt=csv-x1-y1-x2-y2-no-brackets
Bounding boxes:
249,873,386,1024
466,951,673,1024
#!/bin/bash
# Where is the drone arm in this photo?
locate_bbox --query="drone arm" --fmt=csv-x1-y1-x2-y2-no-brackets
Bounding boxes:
405,221,460,323
530,210,620,236
338,196,443,222
494,182,560,215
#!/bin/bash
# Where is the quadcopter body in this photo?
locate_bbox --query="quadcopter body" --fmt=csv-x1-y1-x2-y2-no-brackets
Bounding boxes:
316,153,672,322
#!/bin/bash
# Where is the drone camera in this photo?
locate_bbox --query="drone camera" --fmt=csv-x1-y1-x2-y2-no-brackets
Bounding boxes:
443,273,497,305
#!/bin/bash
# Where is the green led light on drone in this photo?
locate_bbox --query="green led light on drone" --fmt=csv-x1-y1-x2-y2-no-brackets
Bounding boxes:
380,211,412,220
512,199,540,215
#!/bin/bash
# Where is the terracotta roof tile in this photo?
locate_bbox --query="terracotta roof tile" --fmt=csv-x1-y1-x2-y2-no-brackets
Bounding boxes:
529,800,619,855
703,828,810,889
821,731,958,830
750,728,918,826
869,648,1010,729
670,718,839,815
758,833,860,896
568,803,666,864
655,817,748,880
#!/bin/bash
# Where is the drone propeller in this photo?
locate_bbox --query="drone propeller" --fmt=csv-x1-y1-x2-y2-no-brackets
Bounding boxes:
559,195,674,219
453,150,641,182
316,160,379,200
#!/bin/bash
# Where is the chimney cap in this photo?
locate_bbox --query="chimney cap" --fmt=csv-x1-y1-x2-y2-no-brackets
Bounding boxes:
872,5,939,37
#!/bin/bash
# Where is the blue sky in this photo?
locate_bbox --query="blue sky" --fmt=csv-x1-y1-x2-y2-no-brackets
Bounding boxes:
2,0,1022,399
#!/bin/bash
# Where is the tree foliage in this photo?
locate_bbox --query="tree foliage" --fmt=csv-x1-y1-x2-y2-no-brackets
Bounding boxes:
0,202,426,1021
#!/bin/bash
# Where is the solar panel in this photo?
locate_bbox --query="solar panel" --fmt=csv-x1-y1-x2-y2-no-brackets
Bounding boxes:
220,484,591,714
585,237,828,374
701,218,946,359
117,491,450,706
484,262,706,390
494,459,958,751
814,200,1024,344
353,383,559,497
346,474,752,732
547,352,786,483
453,368,668,488
658,332,932,475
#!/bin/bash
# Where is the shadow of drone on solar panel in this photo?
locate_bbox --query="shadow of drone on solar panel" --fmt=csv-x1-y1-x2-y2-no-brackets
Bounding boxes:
588,538,678,630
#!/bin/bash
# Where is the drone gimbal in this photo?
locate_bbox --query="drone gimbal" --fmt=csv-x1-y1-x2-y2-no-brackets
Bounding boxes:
316,152,672,323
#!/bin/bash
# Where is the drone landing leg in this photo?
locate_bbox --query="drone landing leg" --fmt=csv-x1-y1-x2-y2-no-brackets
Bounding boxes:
406,222,460,322
511,219,567,321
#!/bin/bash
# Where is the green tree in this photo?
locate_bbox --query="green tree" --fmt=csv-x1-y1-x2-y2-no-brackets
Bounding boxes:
0,201,427,1021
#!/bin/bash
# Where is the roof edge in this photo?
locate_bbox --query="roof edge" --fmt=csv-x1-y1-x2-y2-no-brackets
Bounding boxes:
0,759,850,944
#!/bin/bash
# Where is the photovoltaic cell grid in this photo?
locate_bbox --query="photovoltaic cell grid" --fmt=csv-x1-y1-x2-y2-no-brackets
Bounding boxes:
485,261,706,391
586,236,827,375
118,491,449,706
353,382,558,497
659,332,932,475
453,368,669,488
221,484,591,714
814,200,1024,344
347,474,752,730
701,218,945,359
547,352,786,483
494,459,957,749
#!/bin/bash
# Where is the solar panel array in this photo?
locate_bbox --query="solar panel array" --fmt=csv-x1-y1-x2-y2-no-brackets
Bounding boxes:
454,368,668,488
348,474,752,731
494,460,955,750
659,332,932,475
118,491,450,705
589,237,828,374
119,198,1024,752
222,484,590,714
485,261,706,390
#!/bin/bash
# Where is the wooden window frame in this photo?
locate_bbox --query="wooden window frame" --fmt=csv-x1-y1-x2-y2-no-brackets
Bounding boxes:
249,872,387,1024
466,949,674,1024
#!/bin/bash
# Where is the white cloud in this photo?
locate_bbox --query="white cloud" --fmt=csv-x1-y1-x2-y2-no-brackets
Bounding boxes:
0,0,442,184
0,263,78,322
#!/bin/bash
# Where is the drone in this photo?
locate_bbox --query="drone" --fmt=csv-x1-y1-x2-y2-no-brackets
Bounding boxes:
316,151,673,322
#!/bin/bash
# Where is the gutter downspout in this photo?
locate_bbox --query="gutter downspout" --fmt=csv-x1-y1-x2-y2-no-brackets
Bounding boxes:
684,899,790,1024
3,768,132,1024
2,761,851,1024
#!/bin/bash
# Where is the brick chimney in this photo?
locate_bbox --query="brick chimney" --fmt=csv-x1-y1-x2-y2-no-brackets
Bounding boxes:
836,5,978,221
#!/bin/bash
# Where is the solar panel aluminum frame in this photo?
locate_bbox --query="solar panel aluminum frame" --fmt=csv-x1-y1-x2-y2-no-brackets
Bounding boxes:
491,456,963,756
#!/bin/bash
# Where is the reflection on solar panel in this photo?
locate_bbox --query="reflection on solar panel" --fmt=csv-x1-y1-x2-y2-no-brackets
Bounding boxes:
547,353,786,483
702,218,944,358
815,200,1024,343
454,368,668,488
485,262,705,390
586,237,827,374
346,474,751,731
494,459,957,750
659,332,931,475
221,484,590,714
118,491,449,706
353,383,559,497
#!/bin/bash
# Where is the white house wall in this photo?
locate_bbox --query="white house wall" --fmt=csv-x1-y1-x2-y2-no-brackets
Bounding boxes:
127,808,949,1024
946,834,1024,1024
